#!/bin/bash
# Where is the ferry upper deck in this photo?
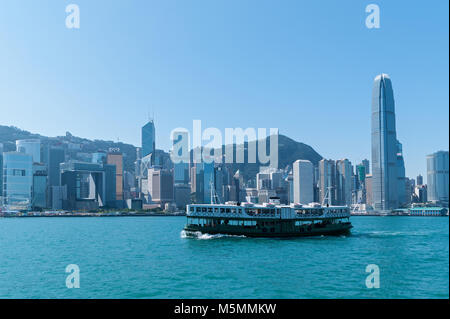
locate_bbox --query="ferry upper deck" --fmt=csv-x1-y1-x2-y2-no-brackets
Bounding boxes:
187,202,350,220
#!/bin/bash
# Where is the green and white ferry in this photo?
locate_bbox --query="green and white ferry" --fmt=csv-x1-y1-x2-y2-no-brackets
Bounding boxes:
184,200,352,238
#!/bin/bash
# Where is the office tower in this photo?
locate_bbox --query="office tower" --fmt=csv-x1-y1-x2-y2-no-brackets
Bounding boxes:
414,185,427,203
16,139,41,163
416,174,423,186
47,147,65,187
361,159,370,175
404,178,413,206
107,151,124,201
148,167,174,205
319,159,336,205
92,152,107,164
214,166,226,202
426,151,449,204
356,164,367,204
396,141,407,207
174,184,190,209
60,161,116,210
286,170,294,204
292,160,313,204
172,130,190,185
2,152,33,211
202,162,215,204
371,73,399,211
32,163,47,209
256,172,270,190
142,120,156,158
365,174,373,206
336,159,353,206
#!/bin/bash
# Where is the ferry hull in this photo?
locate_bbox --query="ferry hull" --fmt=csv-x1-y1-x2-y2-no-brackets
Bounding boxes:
184,222,352,238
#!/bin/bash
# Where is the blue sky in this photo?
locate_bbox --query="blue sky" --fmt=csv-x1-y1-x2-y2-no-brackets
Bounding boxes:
0,0,448,179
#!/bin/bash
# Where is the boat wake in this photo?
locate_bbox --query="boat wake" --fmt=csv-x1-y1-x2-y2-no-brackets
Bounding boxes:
180,230,246,240
356,230,438,238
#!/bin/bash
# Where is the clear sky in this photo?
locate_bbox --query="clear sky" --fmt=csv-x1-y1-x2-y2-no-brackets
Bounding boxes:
0,0,448,180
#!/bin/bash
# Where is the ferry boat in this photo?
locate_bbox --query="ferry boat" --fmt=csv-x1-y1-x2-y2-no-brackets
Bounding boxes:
184,201,352,238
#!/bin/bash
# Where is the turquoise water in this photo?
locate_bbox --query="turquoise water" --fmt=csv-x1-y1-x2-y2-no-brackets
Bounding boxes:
0,216,448,299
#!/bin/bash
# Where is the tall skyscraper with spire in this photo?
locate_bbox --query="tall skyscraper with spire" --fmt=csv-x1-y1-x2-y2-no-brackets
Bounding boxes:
142,120,156,158
371,73,399,211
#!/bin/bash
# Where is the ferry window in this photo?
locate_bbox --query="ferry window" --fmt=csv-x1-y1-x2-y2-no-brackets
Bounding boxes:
220,208,225,213
226,208,231,213
214,208,219,212
231,208,236,214
208,208,213,213
190,207,194,212
196,207,201,213
202,208,207,212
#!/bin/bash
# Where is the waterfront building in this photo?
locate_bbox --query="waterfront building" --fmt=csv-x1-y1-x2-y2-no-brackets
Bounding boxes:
396,141,407,207
256,172,270,190
148,167,174,206
426,151,449,205
47,147,65,187
414,185,427,203
174,184,191,209
172,130,190,185
319,159,337,205
2,152,33,211
409,207,447,216
371,73,400,211
257,189,277,204
336,159,353,206
32,163,47,209
142,120,156,159
16,139,41,163
292,160,313,205
60,161,116,210
50,185,66,210
365,174,373,207
107,151,124,202
356,164,367,204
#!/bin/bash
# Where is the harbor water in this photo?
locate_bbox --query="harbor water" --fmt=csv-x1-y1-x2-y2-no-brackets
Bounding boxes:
0,216,448,298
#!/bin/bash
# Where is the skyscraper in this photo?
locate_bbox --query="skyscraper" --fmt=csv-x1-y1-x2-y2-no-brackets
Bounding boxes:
396,140,407,207
336,159,353,206
292,160,313,204
172,130,190,185
319,159,336,205
426,151,449,204
107,151,124,201
148,167,174,205
416,174,423,186
361,159,370,175
2,152,33,211
371,73,399,211
142,120,156,158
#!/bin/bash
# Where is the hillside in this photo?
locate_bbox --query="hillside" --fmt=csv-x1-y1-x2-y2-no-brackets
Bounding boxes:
1,125,323,178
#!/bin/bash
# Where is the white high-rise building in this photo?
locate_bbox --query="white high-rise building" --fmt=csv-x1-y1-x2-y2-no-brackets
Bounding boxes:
293,160,313,204
427,151,449,204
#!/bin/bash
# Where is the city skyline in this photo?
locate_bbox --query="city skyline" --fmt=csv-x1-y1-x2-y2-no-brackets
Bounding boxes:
0,1,448,181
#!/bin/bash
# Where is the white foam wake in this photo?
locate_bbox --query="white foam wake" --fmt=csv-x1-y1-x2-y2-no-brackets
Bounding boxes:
180,230,246,240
